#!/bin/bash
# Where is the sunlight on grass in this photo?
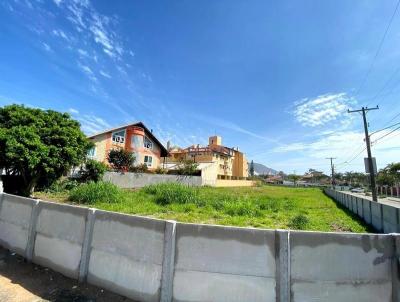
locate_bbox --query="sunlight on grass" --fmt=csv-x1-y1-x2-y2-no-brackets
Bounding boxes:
36,183,371,233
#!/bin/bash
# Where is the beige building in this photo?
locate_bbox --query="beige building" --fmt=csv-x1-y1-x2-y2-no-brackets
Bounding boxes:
167,136,248,179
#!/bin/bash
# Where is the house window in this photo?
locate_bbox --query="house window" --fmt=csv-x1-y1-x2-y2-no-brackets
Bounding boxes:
144,136,153,149
144,155,153,167
112,130,126,144
87,147,96,157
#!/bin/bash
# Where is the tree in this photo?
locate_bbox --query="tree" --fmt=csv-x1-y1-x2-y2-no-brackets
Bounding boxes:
177,159,199,176
249,160,255,177
107,148,135,172
287,174,301,186
376,162,400,186
78,159,108,182
0,105,92,196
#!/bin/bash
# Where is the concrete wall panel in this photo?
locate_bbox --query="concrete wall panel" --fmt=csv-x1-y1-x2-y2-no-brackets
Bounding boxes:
371,202,383,232
290,232,393,302
104,172,202,189
33,202,87,279
173,223,276,302
87,210,165,302
363,199,372,224
382,204,399,233
357,197,363,217
0,194,34,254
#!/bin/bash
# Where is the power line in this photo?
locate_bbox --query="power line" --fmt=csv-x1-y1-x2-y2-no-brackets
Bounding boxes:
370,120,400,136
355,0,400,100
372,124,400,144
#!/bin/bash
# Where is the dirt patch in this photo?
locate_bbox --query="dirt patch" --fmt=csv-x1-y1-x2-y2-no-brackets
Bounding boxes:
0,247,136,302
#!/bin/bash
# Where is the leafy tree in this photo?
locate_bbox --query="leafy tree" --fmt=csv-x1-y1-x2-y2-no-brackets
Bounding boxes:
79,159,108,182
107,148,135,172
249,160,255,177
287,174,301,185
177,159,199,176
376,162,400,186
129,163,149,173
0,104,92,196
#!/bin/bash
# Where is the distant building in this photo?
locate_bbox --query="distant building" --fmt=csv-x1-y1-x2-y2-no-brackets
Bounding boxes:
87,122,169,170
167,135,248,180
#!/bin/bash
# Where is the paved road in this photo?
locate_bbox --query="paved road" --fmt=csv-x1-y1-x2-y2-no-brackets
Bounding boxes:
0,247,134,302
346,191,400,209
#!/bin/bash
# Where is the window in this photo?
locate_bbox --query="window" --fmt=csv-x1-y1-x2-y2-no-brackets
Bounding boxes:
144,155,153,167
87,147,96,157
112,130,126,144
144,136,153,149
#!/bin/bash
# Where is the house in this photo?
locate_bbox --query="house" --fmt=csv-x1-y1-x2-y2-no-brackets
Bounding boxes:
87,122,169,170
167,135,248,180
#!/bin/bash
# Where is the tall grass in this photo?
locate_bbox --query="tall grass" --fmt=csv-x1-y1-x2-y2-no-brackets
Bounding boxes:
69,181,122,204
143,183,199,205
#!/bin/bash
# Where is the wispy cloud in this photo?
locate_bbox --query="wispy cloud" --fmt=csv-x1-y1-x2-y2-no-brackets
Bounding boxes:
42,42,52,52
99,70,111,78
68,108,79,114
77,114,111,135
78,62,97,82
293,93,357,127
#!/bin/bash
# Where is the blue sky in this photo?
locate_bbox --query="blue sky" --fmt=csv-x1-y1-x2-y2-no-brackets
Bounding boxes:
1,0,400,174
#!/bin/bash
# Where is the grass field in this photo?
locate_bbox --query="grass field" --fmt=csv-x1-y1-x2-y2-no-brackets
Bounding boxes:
36,183,371,233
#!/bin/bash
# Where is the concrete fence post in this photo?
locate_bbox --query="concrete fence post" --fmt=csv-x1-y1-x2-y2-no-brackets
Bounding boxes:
79,208,96,282
25,199,40,262
160,220,177,302
275,229,290,302
0,180,3,193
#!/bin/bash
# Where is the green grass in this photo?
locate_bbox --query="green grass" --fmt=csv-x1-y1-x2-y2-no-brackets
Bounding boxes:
36,183,371,233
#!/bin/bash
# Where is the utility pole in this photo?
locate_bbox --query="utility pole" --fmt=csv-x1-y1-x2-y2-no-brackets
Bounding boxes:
326,157,336,189
348,106,379,202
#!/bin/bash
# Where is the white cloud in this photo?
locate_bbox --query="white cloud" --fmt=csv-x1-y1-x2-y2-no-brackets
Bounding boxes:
78,62,97,82
69,108,79,114
52,29,70,41
42,42,52,52
99,70,111,78
53,0,62,6
77,114,111,135
293,93,357,127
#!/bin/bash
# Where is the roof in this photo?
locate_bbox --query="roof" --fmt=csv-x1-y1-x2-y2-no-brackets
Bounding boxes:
88,121,169,157
172,144,235,157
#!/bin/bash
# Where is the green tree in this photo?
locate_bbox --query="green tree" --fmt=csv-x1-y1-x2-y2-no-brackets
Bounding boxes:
249,160,255,177
287,174,301,185
376,162,400,186
79,159,108,182
107,149,135,172
0,105,92,196
177,159,199,176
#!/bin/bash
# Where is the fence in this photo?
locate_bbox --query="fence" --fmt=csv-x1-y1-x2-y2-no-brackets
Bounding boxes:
325,188,400,233
0,191,399,301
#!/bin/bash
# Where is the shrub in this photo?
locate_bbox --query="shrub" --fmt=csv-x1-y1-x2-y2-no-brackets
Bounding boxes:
177,159,199,176
289,214,309,230
107,149,135,172
129,163,149,173
154,167,167,174
69,181,121,204
142,183,199,205
79,159,108,182
47,178,80,193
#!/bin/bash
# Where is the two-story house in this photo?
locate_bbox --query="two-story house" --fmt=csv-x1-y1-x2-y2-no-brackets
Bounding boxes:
88,122,169,170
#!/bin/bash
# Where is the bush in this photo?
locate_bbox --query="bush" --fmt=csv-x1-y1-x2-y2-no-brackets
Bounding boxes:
47,178,80,193
107,149,135,172
142,183,199,205
154,167,167,174
289,214,309,229
69,181,121,204
177,159,199,176
129,163,149,173
79,159,108,182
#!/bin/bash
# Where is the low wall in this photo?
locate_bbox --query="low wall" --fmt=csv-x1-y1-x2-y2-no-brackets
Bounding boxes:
215,179,256,187
103,172,202,188
325,188,400,234
0,191,399,302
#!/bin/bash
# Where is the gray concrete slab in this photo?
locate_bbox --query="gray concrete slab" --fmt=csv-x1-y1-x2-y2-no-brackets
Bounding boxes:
173,223,276,302
87,210,166,302
290,231,393,302
362,199,372,224
33,201,88,279
371,202,383,232
382,204,399,233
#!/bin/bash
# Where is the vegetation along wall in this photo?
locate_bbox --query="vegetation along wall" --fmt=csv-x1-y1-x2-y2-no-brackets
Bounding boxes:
0,191,399,302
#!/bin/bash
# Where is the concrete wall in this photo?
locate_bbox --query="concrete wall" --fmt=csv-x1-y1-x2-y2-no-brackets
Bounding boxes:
325,188,400,234
1,191,399,302
215,179,256,187
103,172,202,189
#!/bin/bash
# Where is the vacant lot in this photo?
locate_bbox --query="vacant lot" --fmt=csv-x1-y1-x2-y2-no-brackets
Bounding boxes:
36,184,370,233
